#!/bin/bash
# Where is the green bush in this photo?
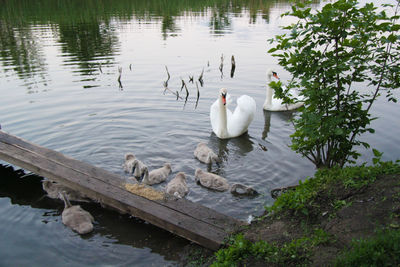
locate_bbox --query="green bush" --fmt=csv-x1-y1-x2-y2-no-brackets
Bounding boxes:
269,0,400,168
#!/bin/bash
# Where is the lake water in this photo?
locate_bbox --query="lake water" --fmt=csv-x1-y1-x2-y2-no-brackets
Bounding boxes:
0,0,399,266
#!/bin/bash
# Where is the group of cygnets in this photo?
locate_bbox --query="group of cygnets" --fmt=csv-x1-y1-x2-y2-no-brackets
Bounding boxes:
123,153,189,198
123,142,258,198
41,141,257,235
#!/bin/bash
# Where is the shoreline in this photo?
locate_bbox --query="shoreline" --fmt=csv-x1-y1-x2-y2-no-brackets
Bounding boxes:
183,161,400,266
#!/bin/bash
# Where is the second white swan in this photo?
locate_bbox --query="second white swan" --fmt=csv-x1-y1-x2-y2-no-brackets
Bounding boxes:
263,69,304,111
210,88,256,139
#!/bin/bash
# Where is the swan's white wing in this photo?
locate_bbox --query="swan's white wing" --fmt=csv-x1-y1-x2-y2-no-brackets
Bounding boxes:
228,95,256,137
236,95,256,115
226,93,234,107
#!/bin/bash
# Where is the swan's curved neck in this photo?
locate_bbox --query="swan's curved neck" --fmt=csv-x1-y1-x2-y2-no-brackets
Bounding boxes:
218,97,228,138
265,75,273,106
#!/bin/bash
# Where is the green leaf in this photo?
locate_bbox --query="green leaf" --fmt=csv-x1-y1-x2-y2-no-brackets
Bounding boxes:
268,47,278,53
334,128,344,135
372,149,383,157
302,208,309,216
387,34,397,43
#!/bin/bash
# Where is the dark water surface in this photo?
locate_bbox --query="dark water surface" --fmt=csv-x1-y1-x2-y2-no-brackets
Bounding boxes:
0,0,399,266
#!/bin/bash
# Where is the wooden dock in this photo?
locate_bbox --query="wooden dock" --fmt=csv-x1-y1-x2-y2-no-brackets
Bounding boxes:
0,131,244,250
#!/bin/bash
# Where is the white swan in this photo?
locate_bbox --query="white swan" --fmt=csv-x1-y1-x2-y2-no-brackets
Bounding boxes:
194,142,220,165
264,69,304,111
142,163,172,185
165,172,189,199
210,88,256,139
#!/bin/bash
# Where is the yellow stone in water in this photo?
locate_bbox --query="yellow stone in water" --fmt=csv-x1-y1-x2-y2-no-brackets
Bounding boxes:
124,183,164,201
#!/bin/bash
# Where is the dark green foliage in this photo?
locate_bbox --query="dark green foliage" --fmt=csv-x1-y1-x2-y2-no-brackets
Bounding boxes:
269,0,400,168
335,229,400,266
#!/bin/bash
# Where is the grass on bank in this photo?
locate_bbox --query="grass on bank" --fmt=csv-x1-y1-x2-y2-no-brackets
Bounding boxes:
209,160,400,266
211,228,330,267
335,229,400,267
267,160,400,217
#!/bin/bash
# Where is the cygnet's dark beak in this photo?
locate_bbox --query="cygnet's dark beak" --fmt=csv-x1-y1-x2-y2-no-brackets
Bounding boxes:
222,93,227,105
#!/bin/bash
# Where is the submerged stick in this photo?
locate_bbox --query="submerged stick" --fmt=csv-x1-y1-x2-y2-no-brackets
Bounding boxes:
163,87,183,100
189,75,194,83
195,81,200,109
219,54,224,74
180,78,189,93
164,66,171,88
181,78,189,108
166,66,170,80
230,55,236,78
99,63,102,73
118,66,123,89
198,68,204,87
162,66,182,99
184,91,189,108
184,82,189,97
181,79,185,92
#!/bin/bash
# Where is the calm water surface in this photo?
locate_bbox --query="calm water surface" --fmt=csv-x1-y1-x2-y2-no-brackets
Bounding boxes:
0,0,399,266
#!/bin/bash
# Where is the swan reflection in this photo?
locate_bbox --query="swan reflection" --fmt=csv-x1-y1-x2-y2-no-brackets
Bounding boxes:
262,110,272,140
208,132,254,160
205,132,254,174
262,110,296,140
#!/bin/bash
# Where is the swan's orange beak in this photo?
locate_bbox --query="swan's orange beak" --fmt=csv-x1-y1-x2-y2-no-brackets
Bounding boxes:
222,93,226,105
272,72,280,80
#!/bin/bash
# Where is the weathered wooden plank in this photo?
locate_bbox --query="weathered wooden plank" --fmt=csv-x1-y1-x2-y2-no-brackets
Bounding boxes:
0,131,243,250
0,131,244,232
0,141,225,249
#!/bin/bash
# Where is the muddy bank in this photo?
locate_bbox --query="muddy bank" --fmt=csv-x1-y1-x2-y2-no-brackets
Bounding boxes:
180,170,400,266
242,173,400,266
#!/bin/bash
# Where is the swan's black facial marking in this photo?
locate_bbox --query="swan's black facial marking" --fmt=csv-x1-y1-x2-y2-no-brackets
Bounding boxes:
221,92,227,105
